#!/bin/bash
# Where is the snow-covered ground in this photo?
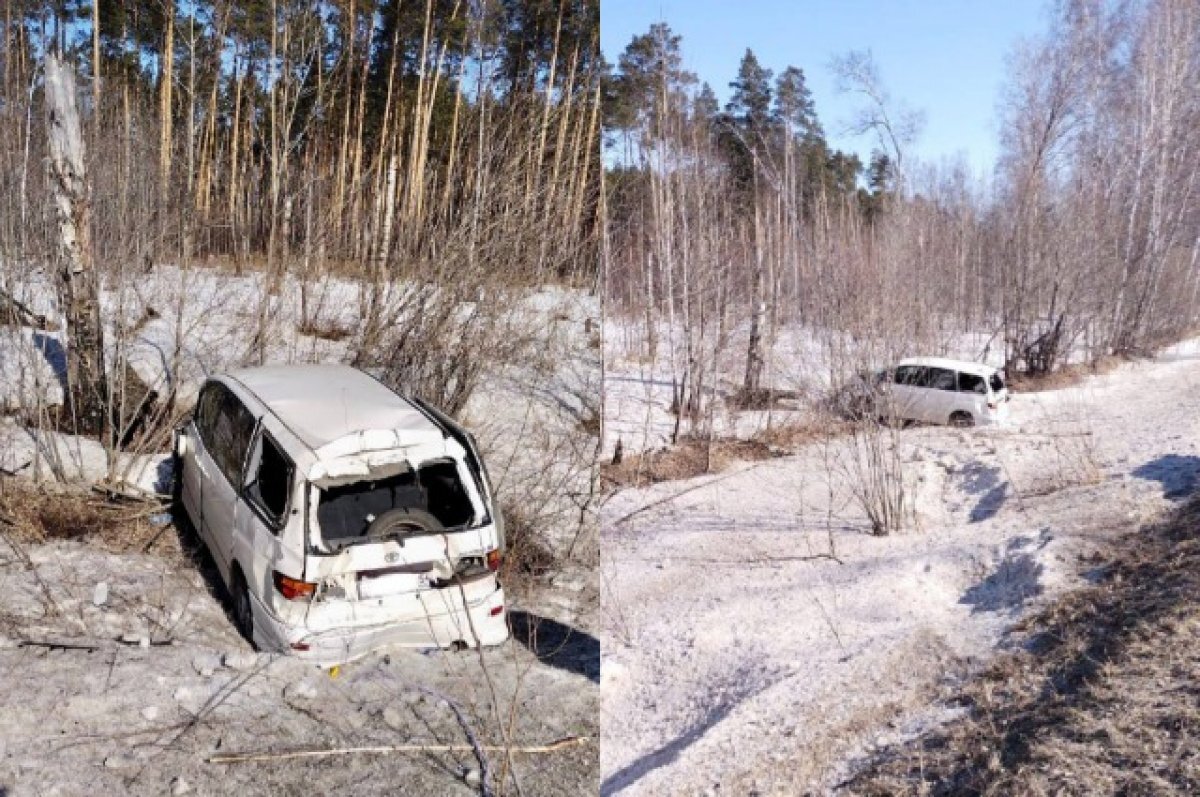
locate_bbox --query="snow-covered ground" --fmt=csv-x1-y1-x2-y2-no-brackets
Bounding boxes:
599,336,1200,795
0,265,600,794
0,539,597,796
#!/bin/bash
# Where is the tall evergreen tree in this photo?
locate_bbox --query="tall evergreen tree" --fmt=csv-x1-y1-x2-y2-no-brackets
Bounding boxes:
726,48,772,135
773,65,820,142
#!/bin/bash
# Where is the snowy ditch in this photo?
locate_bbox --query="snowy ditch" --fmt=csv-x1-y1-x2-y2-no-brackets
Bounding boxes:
600,337,1200,795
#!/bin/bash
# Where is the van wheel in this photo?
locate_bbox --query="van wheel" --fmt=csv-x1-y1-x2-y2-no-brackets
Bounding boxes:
366,508,443,542
950,411,975,428
230,567,255,647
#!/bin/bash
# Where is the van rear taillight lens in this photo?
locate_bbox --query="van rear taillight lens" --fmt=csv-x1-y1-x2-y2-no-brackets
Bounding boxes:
489,604,503,617
988,401,998,410
273,572,316,600
486,550,502,572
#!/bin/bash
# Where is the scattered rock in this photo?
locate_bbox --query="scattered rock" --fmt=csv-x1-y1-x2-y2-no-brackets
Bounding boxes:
141,706,160,721
381,705,405,731
463,768,482,788
191,653,221,677
92,582,109,607
170,776,192,796
222,651,258,672
103,754,136,769
284,680,320,701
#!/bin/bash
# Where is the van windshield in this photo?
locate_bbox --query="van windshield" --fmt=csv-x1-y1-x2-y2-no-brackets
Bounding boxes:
989,372,1006,393
316,460,475,549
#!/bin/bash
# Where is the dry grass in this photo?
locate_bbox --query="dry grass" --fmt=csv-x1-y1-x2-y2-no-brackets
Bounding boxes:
601,435,777,489
0,481,174,555
752,416,851,450
844,497,1200,795
602,416,846,490
1007,355,1129,393
297,315,355,342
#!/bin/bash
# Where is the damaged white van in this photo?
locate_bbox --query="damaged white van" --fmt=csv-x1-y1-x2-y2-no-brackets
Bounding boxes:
174,364,508,664
885,357,1010,427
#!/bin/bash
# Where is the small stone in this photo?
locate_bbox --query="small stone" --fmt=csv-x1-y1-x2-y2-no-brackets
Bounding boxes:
141,706,160,721
170,776,192,796
463,768,481,788
92,582,109,607
139,635,151,649
191,654,220,677
222,651,258,672
103,754,135,769
381,706,405,730
284,680,320,701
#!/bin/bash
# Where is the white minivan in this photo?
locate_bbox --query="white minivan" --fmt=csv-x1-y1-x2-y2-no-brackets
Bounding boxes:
881,357,1010,427
174,364,508,665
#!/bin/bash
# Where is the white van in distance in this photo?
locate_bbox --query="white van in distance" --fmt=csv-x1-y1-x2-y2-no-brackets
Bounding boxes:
884,357,1010,427
174,364,508,665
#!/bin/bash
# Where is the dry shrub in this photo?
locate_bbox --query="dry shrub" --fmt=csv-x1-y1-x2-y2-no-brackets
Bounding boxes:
845,497,1200,794
498,501,557,597
297,315,354,342
836,420,911,536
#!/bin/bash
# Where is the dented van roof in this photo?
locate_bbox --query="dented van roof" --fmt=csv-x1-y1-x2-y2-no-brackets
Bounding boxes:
223,365,450,482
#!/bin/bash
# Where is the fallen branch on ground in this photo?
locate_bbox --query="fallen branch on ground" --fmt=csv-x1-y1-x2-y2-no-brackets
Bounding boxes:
610,553,844,566
18,636,175,651
206,735,590,764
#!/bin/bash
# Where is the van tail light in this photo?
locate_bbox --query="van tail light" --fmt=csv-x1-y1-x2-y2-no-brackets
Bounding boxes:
489,604,503,617
274,571,316,601
486,549,502,572
987,401,998,410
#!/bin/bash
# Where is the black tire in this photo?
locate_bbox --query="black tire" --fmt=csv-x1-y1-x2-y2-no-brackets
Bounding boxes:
949,411,975,428
230,567,255,647
366,508,444,541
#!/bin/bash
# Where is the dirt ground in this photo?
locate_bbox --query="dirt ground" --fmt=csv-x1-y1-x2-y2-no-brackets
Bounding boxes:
844,494,1200,795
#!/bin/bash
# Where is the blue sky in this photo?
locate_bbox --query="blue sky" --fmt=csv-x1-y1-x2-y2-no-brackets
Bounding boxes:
602,0,1051,177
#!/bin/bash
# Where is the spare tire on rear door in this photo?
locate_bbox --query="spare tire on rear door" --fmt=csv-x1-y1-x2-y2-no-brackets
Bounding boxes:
365,508,444,543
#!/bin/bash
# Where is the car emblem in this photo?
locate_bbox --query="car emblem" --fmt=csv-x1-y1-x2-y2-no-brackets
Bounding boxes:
385,552,400,564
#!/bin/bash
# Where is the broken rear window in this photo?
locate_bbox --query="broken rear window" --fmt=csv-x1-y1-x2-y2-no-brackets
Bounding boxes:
316,460,475,548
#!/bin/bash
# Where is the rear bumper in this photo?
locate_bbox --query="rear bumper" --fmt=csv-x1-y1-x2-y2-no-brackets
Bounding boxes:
249,580,509,666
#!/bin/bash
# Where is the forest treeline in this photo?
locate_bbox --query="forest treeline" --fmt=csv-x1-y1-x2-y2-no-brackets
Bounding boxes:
2,0,598,281
0,0,599,443
604,0,1200,427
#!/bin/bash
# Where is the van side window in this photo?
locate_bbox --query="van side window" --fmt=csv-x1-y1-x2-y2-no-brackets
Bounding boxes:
927,368,956,391
210,389,257,487
194,382,224,450
958,373,987,394
245,431,293,529
894,366,921,385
